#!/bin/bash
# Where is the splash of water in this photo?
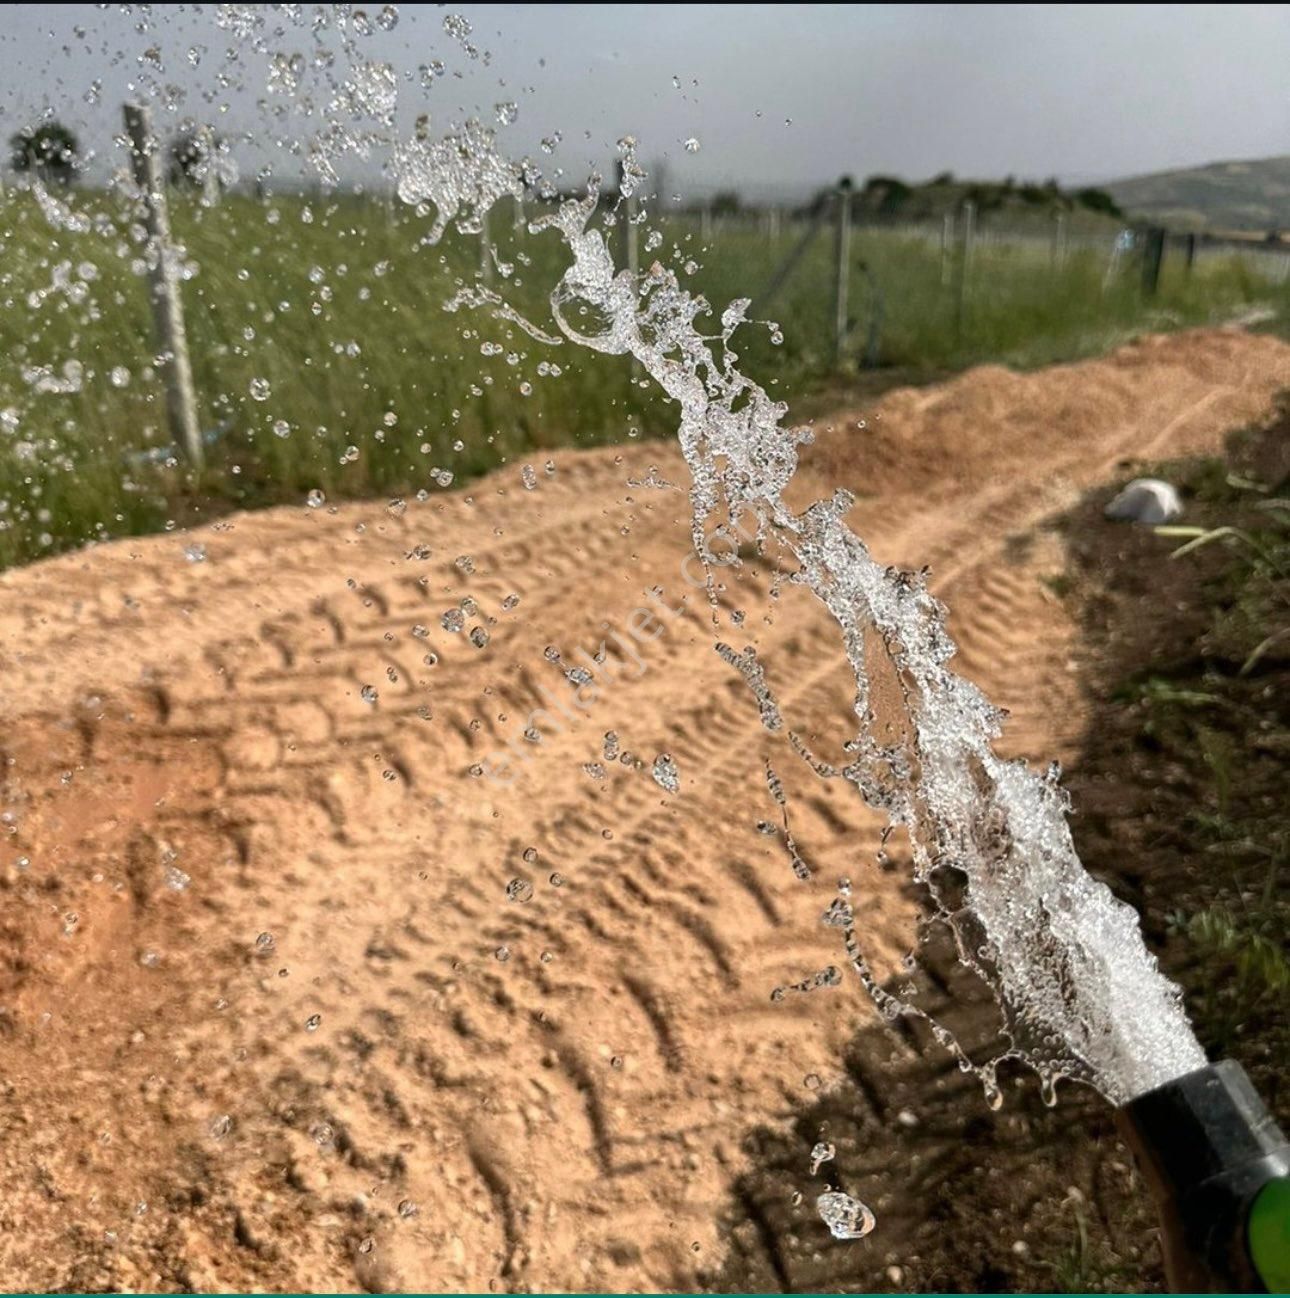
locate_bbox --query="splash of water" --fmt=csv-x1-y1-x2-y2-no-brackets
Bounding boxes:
391,119,1205,1106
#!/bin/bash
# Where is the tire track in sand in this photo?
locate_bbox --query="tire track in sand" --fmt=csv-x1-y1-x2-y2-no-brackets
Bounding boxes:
0,328,1288,1292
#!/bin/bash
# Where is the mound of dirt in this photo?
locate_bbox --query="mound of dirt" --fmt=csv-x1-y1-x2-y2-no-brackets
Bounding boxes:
0,327,1288,1292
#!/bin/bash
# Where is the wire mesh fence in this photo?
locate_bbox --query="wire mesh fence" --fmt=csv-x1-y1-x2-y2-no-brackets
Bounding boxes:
637,187,1290,373
4,108,1290,569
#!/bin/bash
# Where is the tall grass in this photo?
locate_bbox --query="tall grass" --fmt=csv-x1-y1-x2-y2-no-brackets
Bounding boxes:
1,186,1286,569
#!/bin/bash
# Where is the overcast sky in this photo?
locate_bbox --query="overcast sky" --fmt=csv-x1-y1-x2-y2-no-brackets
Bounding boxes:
1,4,1287,198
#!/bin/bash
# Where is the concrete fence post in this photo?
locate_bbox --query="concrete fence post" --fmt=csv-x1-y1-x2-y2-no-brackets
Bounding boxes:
123,103,203,472
198,125,220,206
833,176,854,369
955,201,976,340
1051,211,1067,272
480,203,493,286
625,194,639,279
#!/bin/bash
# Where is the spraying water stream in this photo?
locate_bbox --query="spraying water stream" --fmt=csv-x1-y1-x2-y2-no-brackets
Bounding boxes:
396,121,1207,1108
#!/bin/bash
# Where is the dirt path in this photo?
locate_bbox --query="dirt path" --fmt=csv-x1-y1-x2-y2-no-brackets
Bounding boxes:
1,328,1288,1293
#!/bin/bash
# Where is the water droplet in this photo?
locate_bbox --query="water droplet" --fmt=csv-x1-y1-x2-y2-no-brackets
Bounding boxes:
651,753,680,793
248,377,272,401
684,137,700,153
809,1141,836,1174
816,1190,875,1240
209,1114,233,1140
360,684,379,705
398,1198,418,1218
305,1014,322,1032
506,878,533,904
306,488,326,509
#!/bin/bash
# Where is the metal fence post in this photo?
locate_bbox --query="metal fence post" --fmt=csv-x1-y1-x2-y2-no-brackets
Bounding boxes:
941,211,955,287
123,103,203,472
1141,226,1166,296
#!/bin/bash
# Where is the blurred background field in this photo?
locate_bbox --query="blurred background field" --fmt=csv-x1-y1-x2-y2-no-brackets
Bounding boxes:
3,179,1289,570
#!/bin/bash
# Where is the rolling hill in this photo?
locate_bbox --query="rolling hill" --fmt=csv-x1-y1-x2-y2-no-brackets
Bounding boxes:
1107,156,1290,234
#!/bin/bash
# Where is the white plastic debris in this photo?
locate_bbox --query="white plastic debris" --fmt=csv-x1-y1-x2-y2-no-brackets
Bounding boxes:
1104,478,1182,525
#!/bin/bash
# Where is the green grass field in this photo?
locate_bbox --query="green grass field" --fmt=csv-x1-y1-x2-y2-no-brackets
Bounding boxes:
1,186,1286,569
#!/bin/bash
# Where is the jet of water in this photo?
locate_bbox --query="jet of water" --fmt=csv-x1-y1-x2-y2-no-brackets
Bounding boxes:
221,10,1206,1108
423,136,1204,1107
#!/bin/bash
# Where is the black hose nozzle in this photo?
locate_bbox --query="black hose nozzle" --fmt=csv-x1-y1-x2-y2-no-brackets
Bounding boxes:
1117,1060,1290,1293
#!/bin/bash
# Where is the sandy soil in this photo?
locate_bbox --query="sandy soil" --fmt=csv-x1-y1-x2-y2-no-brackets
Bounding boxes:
0,327,1288,1293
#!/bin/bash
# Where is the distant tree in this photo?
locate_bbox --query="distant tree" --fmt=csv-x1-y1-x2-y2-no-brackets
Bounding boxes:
168,127,226,191
1075,187,1123,218
966,183,1005,214
9,121,79,185
929,171,955,186
863,175,909,194
710,189,742,216
863,175,913,215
